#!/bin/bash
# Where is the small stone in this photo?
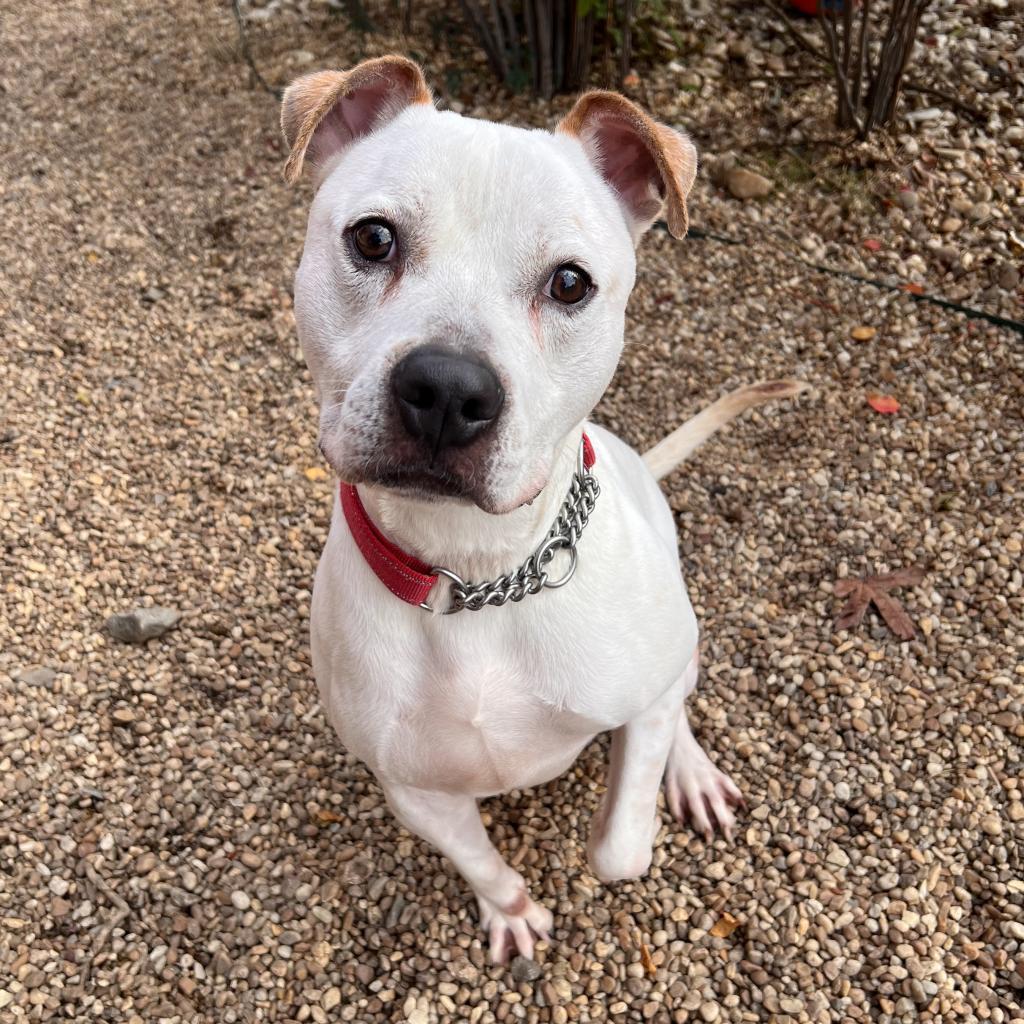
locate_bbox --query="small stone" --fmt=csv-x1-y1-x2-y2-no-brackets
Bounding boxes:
834,781,851,801
18,666,57,688
451,956,479,984
909,979,928,1004
939,217,962,234
996,264,1020,291
1002,920,1024,941
141,286,165,303
48,877,69,896
322,988,341,1011
230,890,251,911
897,190,919,211
0,990,12,1009
968,202,991,221
980,815,1002,836
878,872,900,891
135,852,158,874
210,950,233,976
510,956,541,982
724,167,772,200
700,1002,720,1022
106,606,180,643
111,706,136,725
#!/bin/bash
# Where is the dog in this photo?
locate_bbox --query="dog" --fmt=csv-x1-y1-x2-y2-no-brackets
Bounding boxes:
281,55,802,963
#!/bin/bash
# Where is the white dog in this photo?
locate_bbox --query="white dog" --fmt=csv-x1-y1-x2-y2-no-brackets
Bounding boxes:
281,56,802,963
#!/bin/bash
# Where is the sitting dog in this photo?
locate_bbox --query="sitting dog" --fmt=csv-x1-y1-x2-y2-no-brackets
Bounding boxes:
281,56,802,963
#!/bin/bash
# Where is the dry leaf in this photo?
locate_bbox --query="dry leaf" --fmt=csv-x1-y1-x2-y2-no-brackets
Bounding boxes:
862,238,882,252
867,393,900,414
834,569,925,640
304,466,328,481
314,808,344,824
640,942,656,976
903,282,925,295
850,326,877,341
710,912,740,938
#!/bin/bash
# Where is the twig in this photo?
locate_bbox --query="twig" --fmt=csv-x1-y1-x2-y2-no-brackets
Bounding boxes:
232,0,282,100
763,0,828,65
81,859,131,984
904,81,986,123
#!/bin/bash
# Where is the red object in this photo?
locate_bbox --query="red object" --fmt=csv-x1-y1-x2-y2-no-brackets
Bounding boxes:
341,433,597,607
867,394,900,414
787,0,852,14
862,238,882,252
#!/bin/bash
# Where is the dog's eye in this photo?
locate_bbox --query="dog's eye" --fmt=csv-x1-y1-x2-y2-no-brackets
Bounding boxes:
352,220,396,262
547,264,592,305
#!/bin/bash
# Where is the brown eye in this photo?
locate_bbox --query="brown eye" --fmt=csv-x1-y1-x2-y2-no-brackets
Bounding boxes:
548,264,592,305
352,220,396,261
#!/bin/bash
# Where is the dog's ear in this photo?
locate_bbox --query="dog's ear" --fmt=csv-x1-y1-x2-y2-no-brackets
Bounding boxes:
281,55,431,185
557,90,697,240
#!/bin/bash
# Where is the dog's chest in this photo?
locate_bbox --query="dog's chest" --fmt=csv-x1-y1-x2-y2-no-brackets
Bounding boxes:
330,648,597,796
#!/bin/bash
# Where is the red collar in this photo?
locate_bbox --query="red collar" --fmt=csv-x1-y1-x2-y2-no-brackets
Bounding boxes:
340,433,596,608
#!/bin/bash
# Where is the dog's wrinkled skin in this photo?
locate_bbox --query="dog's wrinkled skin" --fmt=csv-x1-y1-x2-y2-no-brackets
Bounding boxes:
282,56,798,963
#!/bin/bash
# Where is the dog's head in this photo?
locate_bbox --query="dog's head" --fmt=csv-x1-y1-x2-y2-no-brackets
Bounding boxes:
283,56,696,514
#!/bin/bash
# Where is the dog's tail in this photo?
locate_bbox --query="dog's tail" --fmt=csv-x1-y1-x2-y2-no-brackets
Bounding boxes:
642,380,807,482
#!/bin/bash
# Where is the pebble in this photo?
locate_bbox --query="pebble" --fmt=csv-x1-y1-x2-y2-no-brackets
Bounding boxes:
724,167,772,200
230,890,251,911
510,956,542,982
18,666,57,688
980,815,1002,836
105,606,180,643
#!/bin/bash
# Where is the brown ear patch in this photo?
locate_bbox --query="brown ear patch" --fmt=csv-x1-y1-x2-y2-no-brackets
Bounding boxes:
281,55,431,185
558,90,697,238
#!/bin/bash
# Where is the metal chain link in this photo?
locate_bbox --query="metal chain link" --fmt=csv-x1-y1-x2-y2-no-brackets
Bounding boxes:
421,439,600,614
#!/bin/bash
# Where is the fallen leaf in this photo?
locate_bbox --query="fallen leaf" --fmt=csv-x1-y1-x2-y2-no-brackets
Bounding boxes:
903,282,925,295
314,808,344,824
862,238,882,251
304,466,328,481
867,393,900,414
640,942,656,976
710,912,740,938
850,326,877,341
834,568,925,640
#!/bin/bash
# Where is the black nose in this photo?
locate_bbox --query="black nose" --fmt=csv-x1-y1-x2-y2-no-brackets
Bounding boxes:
392,347,504,456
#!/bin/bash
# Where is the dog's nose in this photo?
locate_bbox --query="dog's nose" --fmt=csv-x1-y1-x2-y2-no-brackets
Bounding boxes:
392,347,504,454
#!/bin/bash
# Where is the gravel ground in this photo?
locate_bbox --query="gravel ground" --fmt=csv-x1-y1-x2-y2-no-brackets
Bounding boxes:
2,3,1023,1023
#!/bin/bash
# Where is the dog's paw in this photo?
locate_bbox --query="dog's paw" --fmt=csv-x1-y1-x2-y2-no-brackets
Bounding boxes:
665,753,743,841
476,888,553,964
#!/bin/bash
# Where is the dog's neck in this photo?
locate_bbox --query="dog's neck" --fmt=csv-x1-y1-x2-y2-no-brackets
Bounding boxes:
356,427,585,583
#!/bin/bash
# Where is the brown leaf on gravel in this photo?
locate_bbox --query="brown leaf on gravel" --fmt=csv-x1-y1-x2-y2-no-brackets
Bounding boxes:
640,942,656,976
710,912,740,938
314,808,344,825
835,569,925,640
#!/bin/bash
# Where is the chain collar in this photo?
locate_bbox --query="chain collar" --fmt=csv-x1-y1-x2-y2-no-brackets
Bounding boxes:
421,438,600,614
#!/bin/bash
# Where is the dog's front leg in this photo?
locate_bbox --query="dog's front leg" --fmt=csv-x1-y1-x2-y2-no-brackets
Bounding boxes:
382,782,553,963
587,665,691,883
588,648,744,881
